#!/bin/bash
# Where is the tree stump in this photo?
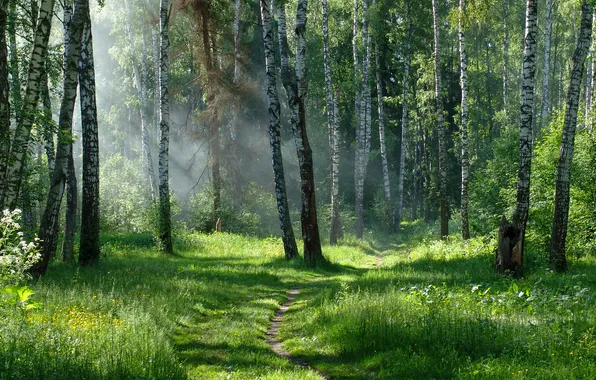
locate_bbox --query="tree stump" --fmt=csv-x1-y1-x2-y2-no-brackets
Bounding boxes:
496,216,524,277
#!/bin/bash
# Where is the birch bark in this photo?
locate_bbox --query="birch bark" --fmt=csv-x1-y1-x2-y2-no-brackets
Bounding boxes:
259,0,298,260
322,0,342,245
158,0,173,253
459,0,470,240
79,15,100,265
503,0,509,116
540,0,553,129
0,0,9,189
277,1,323,265
1,0,56,210
432,0,449,239
550,1,592,272
396,1,411,233
506,0,538,277
34,0,86,276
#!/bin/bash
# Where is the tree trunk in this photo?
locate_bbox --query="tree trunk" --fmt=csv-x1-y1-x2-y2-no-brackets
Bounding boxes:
61,144,77,261
507,0,538,278
34,0,86,277
277,1,324,265
396,1,411,233
432,0,448,239
152,28,160,133
376,37,391,230
322,0,342,245
259,0,298,260
540,0,553,130
40,68,55,177
459,0,470,240
587,14,596,131
502,0,509,117
1,0,55,210
550,1,592,272
353,0,364,240
0,0,9,189
125,0,157,201
158,0,173,254
78,14,100,266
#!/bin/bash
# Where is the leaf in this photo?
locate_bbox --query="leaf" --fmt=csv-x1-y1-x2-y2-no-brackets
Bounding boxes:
17,286,35,303
512,283,519,293
1,286,19,297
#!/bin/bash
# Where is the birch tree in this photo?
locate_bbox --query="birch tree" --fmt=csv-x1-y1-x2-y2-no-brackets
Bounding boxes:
322,0,342,245
0,0,9,188
550,1,593,272
34,0,87,276
277,0,324,265
158,0,173,254
79,13,100,265
540,0,553,129
432,0,448,239
1,0,56,210
502,0,509,116
459,0,470,240
259,0,298,260
498,0,538,278
395,0,411,233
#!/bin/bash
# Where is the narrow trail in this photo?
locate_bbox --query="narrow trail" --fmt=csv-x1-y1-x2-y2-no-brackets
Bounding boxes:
265,289,331,379
376,253,383,267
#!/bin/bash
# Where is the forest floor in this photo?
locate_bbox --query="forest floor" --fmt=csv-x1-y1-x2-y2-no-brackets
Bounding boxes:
1,223,595,379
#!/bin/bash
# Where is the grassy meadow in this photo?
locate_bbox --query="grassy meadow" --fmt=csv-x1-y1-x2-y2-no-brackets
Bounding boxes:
1,224,595,379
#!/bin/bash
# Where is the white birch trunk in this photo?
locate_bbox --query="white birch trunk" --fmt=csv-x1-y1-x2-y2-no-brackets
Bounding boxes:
1,0,56,210
259,0,298,259
503,0,509,116
158,0,173,253
459,0,470,240
396,2,411,233
550,1,592,271
432,0,448,238
0,0,10,189
35,0,86,276
322,0,342,244
540,0,553,129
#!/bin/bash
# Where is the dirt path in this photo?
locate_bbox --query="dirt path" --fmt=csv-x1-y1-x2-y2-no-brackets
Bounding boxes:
376,253,383,267
265,289,331,379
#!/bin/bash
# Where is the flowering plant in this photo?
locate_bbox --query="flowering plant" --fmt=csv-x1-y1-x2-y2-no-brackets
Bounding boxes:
0,209,41,285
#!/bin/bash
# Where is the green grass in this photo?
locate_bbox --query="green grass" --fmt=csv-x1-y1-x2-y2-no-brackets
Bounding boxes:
1,225,595,379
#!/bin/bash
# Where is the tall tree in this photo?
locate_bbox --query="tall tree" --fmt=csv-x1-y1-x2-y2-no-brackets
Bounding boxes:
277,1,324,265
500,0,537,277
540,0,554,129
550,1,593,272
34,0,87,276
374,1,391,229
0,0,9,189
158,0,173,253
432,0,448,239
78,10,100,265
1,0,56,210
502,0,509,117
459,0,470,240
259,0,299,260
395,0,411,233
322,0,342,245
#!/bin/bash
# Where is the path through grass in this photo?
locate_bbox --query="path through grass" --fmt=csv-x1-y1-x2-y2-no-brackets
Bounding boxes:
1,225,594,379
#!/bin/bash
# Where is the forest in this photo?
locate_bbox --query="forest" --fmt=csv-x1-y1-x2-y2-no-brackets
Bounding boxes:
0,0,595,378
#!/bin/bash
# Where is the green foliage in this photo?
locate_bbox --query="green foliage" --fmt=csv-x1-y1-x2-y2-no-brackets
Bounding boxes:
99,153,153,233
0,209,41,286
188,182,279,236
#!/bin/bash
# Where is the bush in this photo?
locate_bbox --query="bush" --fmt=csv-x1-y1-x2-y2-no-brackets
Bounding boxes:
0,209,41,286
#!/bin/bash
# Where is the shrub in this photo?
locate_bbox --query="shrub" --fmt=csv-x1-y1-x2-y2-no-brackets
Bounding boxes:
0,209,41,286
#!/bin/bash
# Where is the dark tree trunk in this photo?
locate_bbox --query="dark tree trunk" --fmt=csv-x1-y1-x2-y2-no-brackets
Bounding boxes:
61,144,77,261
496,216,523,277
259,0,299,260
